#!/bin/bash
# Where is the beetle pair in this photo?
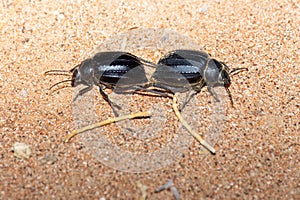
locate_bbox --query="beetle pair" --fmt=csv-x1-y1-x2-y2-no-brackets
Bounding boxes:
45,50,247,154
46,50,246,107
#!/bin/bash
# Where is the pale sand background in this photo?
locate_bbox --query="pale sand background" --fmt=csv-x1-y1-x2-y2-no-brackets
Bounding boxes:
1,0,299,199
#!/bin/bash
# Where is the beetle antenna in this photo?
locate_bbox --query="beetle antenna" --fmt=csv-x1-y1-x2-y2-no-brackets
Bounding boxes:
44,70,71,76
49,79,73,90
50,85,73,95
230,68,248,76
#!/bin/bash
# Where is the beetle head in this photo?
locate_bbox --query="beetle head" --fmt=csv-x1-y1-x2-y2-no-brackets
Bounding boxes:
70,58,94,87
206,59,231,88
205,59,233,106
212,59,249,107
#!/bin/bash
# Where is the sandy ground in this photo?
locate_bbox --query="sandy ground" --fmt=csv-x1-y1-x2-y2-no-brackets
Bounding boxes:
1,0,299,199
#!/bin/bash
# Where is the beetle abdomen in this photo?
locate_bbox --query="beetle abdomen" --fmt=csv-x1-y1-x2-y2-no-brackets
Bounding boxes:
152,64,201,85
92,52,148,87
151,50,209,92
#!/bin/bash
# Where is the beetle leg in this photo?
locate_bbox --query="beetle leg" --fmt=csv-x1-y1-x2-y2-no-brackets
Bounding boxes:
133,85,173,98
179,89,196,111
180,78,206,110
130,81,173,98
98,86,110,102
208,86,234,107
73,85,94,102
225,87,234,108
98,86,121,115
207,86,221,103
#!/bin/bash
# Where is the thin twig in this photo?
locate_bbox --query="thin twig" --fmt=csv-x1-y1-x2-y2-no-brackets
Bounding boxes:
172,94,216,154
65,111,152,142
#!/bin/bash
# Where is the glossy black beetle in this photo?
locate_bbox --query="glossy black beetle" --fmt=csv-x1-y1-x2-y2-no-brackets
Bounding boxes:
148,49,247,106
45,51,152,106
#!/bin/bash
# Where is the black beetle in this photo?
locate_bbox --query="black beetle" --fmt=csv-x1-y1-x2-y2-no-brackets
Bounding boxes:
149,49,247,106
45,51,152,106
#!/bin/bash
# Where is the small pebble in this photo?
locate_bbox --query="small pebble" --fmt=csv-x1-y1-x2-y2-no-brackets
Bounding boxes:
13,142,32,159
19,88,28,98
136,181,148,200
199,5,208,14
